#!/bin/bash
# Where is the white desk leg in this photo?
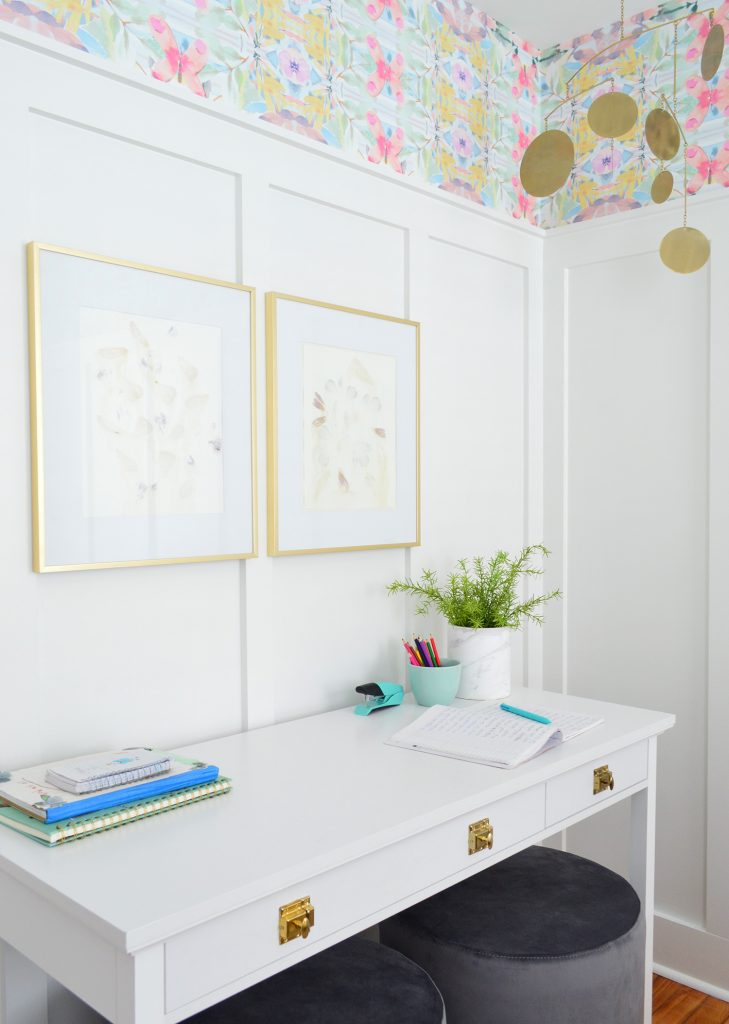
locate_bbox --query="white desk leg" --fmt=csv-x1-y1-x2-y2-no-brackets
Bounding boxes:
0,941,48,1024
630,736,657,1024
115,947,164,1024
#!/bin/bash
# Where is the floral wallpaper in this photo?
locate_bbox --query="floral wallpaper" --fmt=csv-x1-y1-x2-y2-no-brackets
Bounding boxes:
539,0,729,226
0,0,727,227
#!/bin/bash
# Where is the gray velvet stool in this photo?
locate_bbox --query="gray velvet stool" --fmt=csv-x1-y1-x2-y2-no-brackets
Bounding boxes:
184,936,446,1023
380,846,644,1024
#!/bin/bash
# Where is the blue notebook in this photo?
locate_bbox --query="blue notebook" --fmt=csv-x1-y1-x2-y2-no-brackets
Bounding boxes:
0,753,219,823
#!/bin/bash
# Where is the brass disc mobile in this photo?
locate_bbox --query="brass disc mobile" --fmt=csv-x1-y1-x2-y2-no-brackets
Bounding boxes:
651,169,674,203
520,130,574,197
645,108,681,160
587,92,639,138
660,226,710,273
702,23,725,80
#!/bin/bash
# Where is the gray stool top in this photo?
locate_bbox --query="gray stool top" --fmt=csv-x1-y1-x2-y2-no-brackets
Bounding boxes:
391,846,641,959
185,937,444,1023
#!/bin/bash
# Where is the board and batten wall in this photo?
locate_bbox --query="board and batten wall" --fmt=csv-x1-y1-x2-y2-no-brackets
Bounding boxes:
541,193,729,996
0,31,543,1021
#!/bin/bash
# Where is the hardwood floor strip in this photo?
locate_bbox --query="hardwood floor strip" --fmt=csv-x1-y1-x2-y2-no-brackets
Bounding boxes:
654,976,680,1012
682,996,729,1023
653,985,709,1023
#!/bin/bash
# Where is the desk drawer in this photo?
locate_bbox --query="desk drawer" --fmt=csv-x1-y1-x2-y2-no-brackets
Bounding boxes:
545,741,648,827
164,783,545,1014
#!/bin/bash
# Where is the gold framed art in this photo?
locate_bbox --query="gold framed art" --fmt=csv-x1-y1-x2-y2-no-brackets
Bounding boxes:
266,292,420,557
28,242,257,572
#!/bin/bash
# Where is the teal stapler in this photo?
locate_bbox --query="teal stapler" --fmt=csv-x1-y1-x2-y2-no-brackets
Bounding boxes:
354,682,404,716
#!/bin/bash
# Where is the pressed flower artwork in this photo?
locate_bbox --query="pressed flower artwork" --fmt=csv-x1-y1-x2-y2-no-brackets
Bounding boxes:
302,343,396,512
29,244,256,571
80,309,224,518
267,294,419,555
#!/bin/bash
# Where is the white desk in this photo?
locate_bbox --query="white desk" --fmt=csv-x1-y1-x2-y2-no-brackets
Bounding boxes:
0,688,674,1024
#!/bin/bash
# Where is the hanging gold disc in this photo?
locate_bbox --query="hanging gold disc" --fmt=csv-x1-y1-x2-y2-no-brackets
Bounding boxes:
645,108,680,161
519,129,574,197
587,92,639,138
651,169,674,203
701,23,725,81
659,227,710,273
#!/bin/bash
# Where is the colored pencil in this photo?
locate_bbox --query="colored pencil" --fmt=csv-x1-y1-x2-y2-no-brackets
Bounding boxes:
425,639,436,666
402,639,420,666
415,637,433,667
429,635,442,666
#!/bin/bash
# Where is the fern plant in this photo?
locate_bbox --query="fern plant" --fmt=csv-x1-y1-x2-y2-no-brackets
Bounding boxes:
387,545,561,630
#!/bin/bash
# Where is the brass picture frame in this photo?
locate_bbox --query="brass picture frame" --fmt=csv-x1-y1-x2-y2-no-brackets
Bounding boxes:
28,242,258,572
266,292,420,557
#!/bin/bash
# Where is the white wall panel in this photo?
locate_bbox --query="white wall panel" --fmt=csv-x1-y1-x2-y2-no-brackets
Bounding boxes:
261,188,411,720
543,197,729,993
565,251,709,924
416,239,528,682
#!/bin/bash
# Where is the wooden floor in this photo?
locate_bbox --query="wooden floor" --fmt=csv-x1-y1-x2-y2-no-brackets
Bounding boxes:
653,976,729,1022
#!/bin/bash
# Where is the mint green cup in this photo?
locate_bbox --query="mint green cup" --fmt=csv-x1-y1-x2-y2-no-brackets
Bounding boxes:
407,659,462,707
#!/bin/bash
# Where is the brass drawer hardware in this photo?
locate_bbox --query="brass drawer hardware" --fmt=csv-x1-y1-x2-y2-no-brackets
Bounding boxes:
593,765,615,795
468,817,494,855
279,897,315,944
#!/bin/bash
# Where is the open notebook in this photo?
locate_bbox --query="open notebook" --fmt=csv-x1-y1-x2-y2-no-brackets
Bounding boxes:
386,703,603,768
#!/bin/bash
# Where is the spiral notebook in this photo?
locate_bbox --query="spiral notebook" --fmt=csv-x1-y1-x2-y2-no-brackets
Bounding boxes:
387,703,603,769
0,777,232,846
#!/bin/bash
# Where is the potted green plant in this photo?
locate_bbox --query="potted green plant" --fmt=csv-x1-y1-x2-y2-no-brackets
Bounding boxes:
388,545,561,700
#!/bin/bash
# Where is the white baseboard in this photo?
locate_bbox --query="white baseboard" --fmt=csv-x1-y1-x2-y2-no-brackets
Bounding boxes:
654,913,729,1001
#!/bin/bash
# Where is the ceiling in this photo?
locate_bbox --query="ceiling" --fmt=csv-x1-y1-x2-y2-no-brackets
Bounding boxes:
472,0,654,49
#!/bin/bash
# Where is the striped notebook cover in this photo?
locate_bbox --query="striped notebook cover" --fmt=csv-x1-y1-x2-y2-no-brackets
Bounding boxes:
0,777,232,846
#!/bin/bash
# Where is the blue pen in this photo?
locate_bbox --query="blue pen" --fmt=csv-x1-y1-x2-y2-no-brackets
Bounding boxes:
500,703,551,725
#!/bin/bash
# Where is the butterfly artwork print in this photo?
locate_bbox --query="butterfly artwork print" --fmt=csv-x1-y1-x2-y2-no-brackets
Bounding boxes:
366,0,405,30
149,16,209,98
366,112,405,172
686,142,729,194
685,68,729,130
366,35,404,104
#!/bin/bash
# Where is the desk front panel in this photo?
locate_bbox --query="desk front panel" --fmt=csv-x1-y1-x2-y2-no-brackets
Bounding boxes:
164,782,545,1015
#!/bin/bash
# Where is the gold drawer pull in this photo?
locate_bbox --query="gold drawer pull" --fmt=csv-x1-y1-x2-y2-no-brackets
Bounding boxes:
279,897,315,944
468,817,494,855
593,765,614,795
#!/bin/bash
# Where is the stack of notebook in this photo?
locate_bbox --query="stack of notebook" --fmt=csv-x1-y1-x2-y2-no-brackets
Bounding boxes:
0,747,231,846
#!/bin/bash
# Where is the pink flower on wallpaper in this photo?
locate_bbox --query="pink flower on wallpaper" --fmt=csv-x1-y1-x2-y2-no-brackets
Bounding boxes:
194,0,208,9
366,112,405,172
511,175,536,222
511,53,537,102
367,0,404,30
366,36,404,103
452,125,474,158
279,48,310,85
149,16,208,97
451,60,473,92
510,113,536,161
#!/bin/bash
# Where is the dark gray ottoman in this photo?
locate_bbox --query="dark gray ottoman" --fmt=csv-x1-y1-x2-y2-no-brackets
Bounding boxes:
381,846,644,1024
184,936,446,1023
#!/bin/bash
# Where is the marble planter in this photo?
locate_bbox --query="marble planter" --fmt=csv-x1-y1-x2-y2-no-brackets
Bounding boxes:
447,625,511,700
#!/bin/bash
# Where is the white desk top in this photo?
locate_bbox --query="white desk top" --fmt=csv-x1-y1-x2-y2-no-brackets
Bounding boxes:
0,688,674,953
